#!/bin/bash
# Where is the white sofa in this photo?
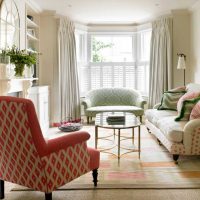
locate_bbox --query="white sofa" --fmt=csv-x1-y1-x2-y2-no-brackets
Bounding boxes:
145,83,200,162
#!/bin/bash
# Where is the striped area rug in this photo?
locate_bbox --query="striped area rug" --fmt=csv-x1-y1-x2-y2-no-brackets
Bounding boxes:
12,125,200,190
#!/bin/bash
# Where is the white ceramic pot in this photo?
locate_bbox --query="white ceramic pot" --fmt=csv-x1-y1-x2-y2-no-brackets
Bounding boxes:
0,63,11,79
24,65,34,78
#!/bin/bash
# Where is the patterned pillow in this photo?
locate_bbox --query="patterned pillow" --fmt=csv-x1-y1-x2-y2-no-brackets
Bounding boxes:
158,86,186,111
190,101,200,120
175,92,200,121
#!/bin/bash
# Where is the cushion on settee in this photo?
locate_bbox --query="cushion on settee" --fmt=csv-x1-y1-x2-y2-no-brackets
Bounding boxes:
157,116,187,142
190,101,200,120
175,92,200,121
86,106,144,117
145,109,177,127
158,86,186,111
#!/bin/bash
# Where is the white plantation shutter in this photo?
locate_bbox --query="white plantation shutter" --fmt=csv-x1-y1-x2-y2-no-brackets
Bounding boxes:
76,29,151,96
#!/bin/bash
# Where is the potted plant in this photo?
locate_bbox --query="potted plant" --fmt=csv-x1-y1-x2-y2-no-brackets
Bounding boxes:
1,46,37,77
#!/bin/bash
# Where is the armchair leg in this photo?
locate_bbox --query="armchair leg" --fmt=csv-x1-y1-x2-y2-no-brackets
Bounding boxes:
92,169,98,187
173,154,179,164
140,116,142,123
0,180,4,199
45,192,52,200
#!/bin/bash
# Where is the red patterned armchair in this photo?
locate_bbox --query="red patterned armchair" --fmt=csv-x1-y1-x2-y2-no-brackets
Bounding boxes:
0,96,100,200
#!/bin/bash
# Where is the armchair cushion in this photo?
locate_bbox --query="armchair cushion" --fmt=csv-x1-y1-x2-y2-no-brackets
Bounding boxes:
86,105,144,116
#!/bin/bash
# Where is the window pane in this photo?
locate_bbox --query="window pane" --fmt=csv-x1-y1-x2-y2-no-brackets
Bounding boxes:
91,36,133,62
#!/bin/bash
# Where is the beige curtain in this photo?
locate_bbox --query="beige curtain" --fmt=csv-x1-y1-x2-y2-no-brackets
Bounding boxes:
57,17,81,122
148,17,173,108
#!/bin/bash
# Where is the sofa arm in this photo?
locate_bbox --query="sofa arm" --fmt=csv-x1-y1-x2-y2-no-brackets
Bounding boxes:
82,98,92,109
183,119,200,154
136,97,147,109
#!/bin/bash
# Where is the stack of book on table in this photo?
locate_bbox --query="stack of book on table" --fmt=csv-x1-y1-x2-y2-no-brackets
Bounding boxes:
106,114,125,125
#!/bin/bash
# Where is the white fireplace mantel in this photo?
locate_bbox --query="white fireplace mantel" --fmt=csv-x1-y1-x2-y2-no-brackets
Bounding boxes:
0,78,38,98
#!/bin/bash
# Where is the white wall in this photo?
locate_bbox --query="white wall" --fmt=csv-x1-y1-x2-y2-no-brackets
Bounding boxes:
171,10,191,87
39,11,59,124
190,4,200,83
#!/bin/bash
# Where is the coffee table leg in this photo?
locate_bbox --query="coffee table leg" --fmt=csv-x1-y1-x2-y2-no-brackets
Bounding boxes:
118,129,120,159
132,128,134,144
95,126,98,149
138,126,141,159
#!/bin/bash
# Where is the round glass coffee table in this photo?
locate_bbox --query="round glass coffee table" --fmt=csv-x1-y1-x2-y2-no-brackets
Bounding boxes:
95,112,141,159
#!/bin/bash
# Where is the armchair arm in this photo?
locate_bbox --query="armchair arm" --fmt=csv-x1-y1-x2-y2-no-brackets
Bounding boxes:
42,131,90,157
82,98,92,109
135,97,147,109
183,119,200,154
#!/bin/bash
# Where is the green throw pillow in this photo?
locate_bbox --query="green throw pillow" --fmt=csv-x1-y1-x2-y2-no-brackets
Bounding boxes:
158,87,186,111
175,96,200,121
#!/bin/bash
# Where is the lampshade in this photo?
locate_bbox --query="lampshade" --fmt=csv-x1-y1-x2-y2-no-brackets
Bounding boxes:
177,56,186,69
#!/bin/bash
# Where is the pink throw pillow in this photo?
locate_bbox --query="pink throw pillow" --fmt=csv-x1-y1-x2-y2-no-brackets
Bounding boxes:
190,101,200,120
177,92,200,112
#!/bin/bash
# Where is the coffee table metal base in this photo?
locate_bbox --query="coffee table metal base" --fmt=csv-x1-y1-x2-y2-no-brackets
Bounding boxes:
95,126,141,159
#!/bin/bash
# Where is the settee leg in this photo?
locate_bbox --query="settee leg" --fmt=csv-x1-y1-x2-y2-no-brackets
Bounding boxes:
147,127,150,133
157,139,162,145
173,154,179,164
140,116,142,123
92,169,98,187
87,116,90,124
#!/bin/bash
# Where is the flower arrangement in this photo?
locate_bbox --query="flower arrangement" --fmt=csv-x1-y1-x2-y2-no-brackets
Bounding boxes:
0,46,37,77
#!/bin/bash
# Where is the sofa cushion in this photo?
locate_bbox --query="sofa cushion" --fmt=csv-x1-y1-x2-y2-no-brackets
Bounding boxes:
157,117,187,142
145,109,177,127
158,86,186,111
190,101,200,120
175,92,200,121
86,106,144,116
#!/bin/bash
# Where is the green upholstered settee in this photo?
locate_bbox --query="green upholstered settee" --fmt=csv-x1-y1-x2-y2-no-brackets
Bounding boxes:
82,88,146,123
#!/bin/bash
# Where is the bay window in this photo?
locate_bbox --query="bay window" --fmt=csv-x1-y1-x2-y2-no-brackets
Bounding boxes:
76,28,151,97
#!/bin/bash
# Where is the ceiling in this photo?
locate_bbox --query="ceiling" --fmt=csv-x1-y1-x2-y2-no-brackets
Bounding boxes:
32,0,199,25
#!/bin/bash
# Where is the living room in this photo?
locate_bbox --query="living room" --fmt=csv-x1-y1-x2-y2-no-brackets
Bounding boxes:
0,0,200,200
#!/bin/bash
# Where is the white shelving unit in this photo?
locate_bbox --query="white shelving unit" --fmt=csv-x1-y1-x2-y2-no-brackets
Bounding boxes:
25,5,50,133
26,5,40,82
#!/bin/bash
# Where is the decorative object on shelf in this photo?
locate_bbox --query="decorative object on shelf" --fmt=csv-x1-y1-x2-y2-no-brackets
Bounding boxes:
0,54,11,78
177,53,186,86
58,118,83,132
1,46,37,77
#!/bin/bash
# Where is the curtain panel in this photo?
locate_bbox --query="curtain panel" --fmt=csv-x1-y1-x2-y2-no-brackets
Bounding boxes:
148,17,172,108
57,17,81,123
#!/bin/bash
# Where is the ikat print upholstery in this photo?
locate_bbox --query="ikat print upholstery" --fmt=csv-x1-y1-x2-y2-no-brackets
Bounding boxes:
158,86,186,111
82,88,146,123
0,96,100,200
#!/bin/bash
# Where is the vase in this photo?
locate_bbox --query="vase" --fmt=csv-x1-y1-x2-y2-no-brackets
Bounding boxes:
24,65,34,78
0,55,11,79
14,63,25,77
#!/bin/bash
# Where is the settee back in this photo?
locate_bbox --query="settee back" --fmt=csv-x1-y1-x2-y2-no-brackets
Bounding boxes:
85,88,141,107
